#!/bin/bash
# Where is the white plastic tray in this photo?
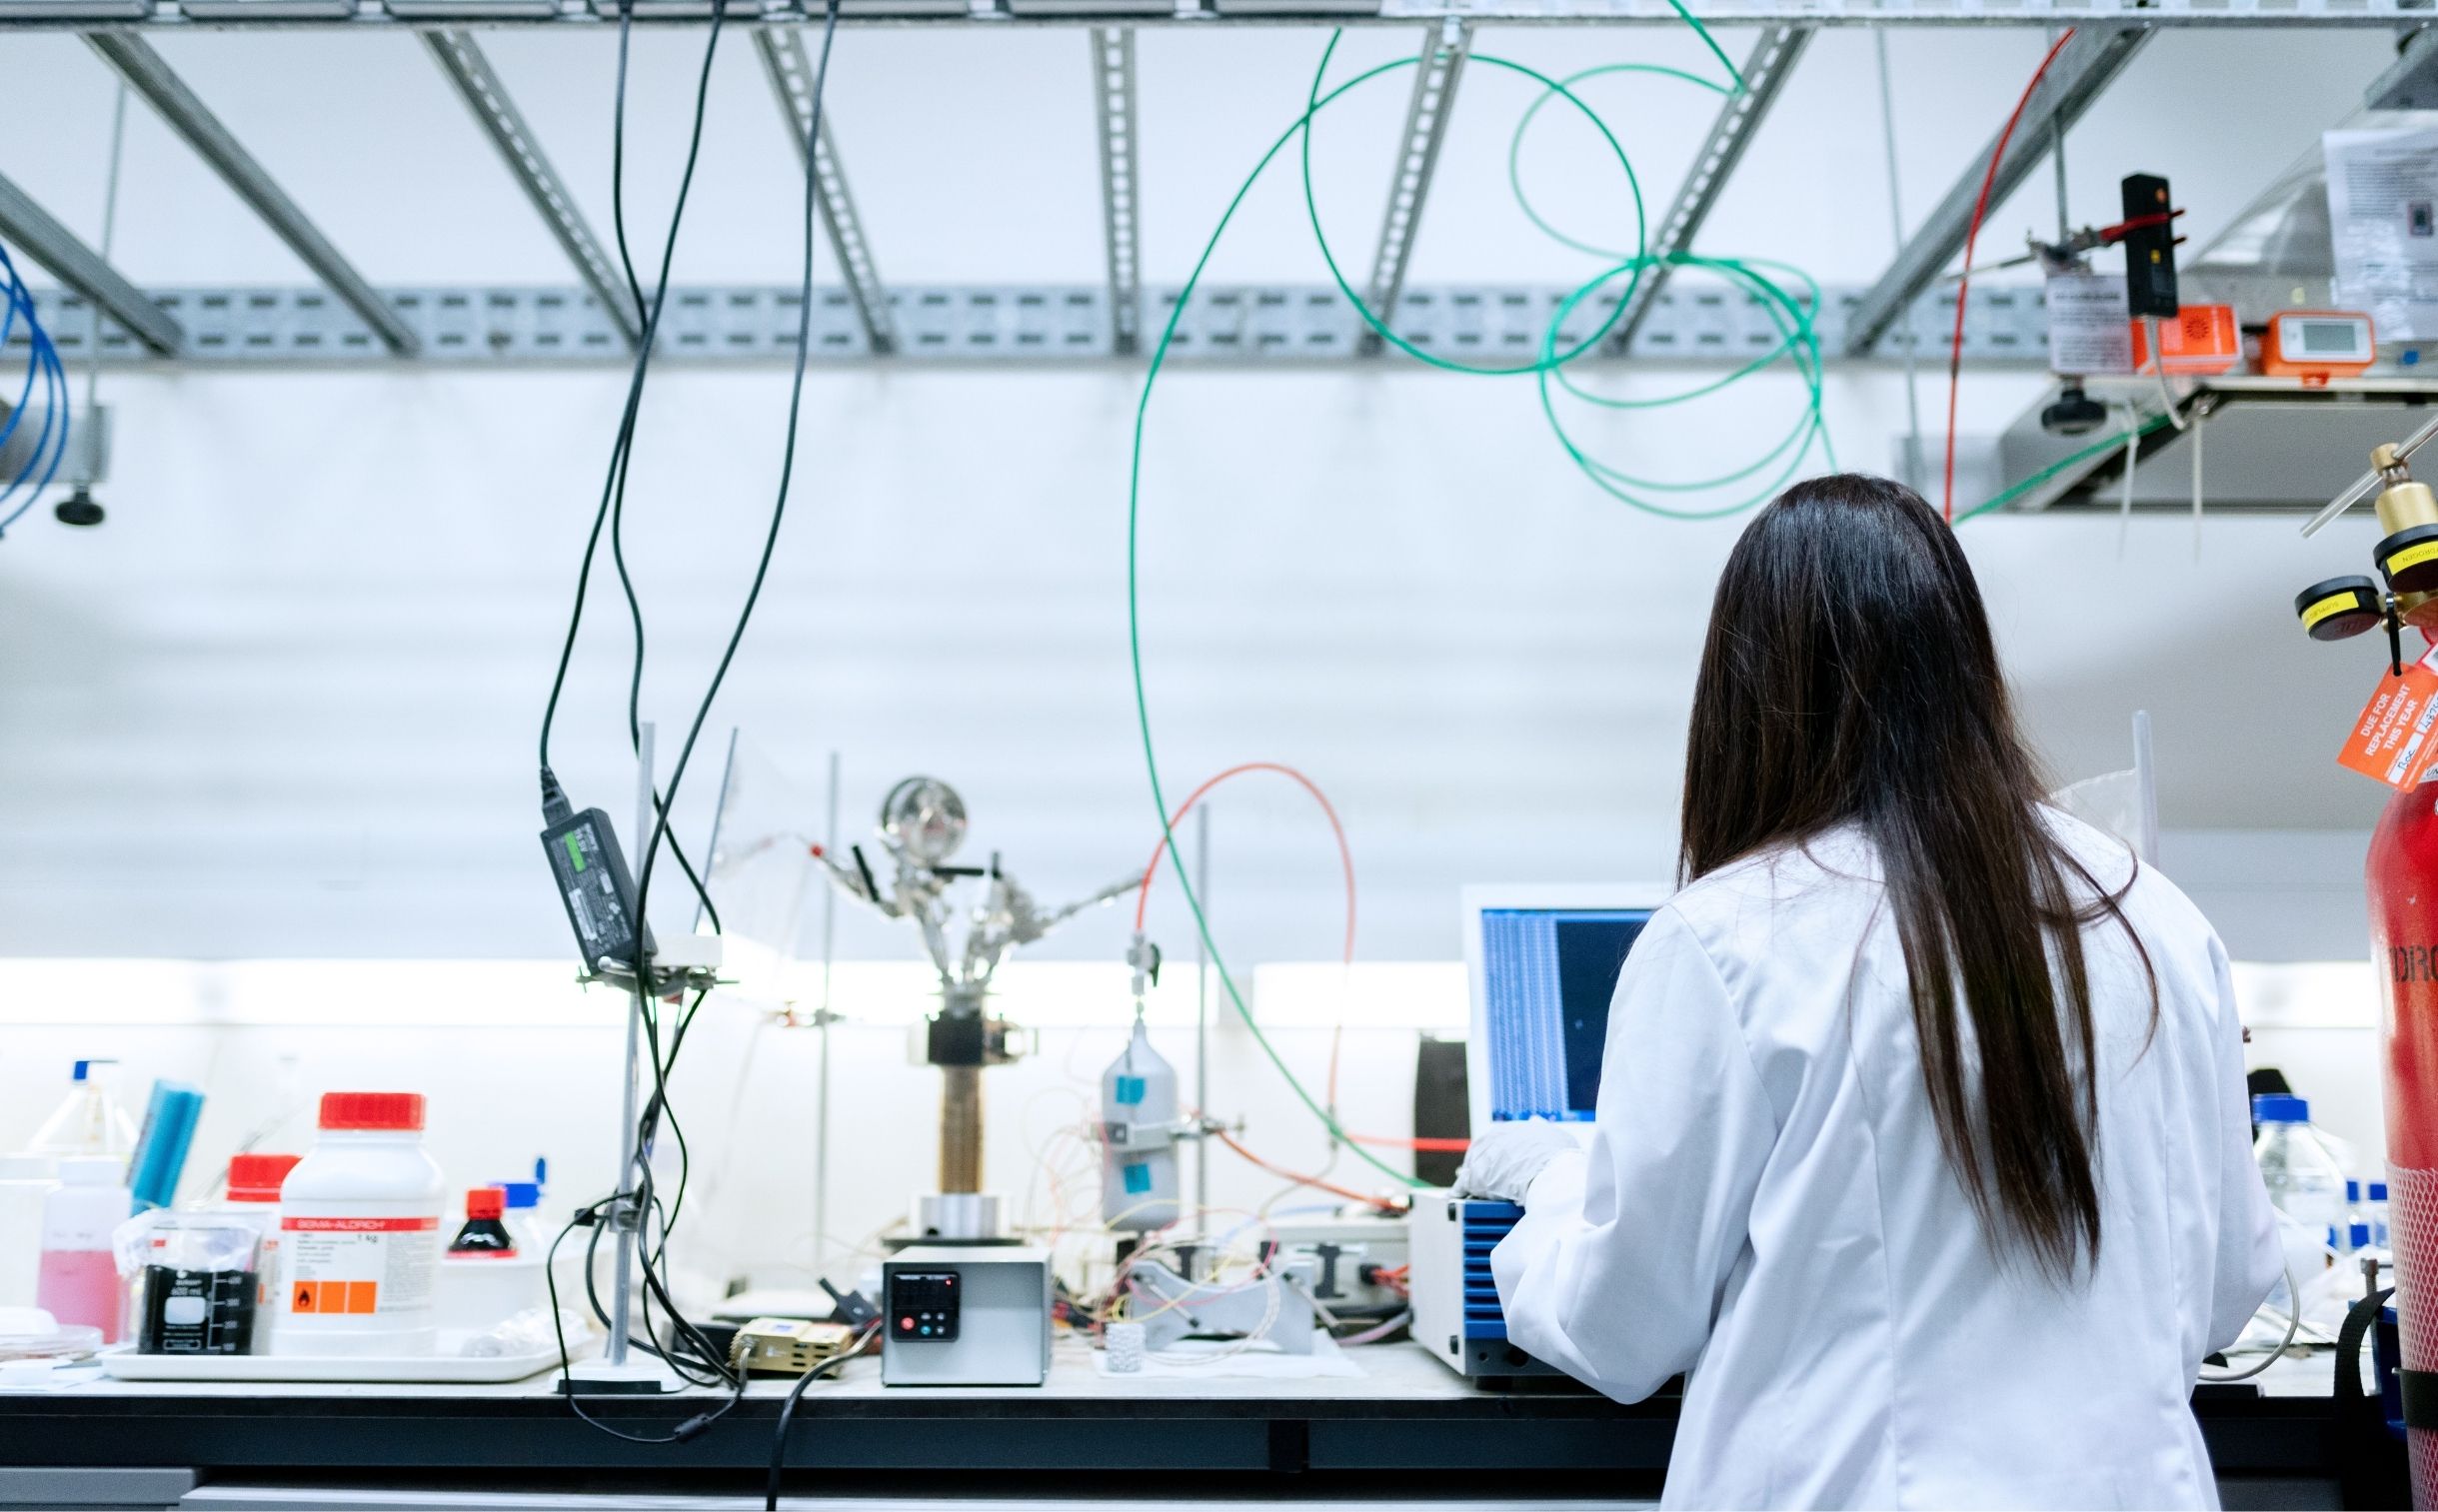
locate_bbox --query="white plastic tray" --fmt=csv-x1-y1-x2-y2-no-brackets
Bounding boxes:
98,1339,564,1385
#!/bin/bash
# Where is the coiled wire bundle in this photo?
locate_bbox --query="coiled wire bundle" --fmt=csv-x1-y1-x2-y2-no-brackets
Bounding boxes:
0,237,72,541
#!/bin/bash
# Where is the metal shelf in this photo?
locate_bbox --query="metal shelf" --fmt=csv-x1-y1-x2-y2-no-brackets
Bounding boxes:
0,10,2417,384
5,280,2054,366
0,0,2423,26
1995,376,2438,514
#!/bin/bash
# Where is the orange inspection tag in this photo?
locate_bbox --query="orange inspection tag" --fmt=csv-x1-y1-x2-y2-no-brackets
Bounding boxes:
2342,649,2438,787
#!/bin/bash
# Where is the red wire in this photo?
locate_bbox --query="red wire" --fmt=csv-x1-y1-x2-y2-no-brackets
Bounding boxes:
1134,761,1353,955
1137,764,1466,1158
1134,760,1357,1108
1210,1127,1400,1212
1941,27,2076,524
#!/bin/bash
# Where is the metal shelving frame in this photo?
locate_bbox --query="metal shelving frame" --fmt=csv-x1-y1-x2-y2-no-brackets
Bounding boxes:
0,4,2427,368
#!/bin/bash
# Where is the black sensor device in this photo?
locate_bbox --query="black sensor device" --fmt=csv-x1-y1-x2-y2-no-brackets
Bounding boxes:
542,805,654,972
2121,173,2178,320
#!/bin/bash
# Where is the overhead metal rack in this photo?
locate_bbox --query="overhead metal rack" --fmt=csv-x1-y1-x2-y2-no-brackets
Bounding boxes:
0,6,2418,379
1844,23,2152,357
7,278,2051,364
0,0,2421,24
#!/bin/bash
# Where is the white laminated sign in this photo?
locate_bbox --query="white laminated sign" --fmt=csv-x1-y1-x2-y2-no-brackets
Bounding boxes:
2326,126,2438,342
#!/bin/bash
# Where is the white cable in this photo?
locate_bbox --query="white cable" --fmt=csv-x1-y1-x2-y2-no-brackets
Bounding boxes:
2190,403,2205,562
2117,406,2140,555
2197,1256,2303,1385
2144,317,2189,434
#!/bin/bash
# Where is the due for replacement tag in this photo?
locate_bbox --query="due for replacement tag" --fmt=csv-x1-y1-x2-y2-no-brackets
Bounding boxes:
2342,646,2438,787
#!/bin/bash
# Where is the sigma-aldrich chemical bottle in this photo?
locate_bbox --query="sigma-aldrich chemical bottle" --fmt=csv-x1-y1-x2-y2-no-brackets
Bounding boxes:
275,1093,445,1358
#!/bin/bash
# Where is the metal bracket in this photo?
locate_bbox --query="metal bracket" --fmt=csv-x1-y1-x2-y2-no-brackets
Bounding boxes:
2368,25,2438,110
1843,24,2151,359
1090,27,1143,357
1609,25,1811,353
754,26,897,357
0,172,180,356
86,31,416,356
423,29,640,349
1358,19,1470,358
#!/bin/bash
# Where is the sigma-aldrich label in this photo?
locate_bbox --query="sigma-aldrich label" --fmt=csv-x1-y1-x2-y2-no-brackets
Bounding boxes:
2396,944,2438,984
280,1215,439,1319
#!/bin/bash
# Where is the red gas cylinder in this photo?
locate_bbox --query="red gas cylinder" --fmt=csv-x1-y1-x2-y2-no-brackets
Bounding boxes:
2370,775,2438,1504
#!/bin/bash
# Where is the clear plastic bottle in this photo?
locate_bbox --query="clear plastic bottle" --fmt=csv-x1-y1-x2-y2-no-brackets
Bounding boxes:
1099,1019,1181,1231
28,1060,138,1161
35,1156,133,1342
2253,1093,2345,1284
0,1156,57,1310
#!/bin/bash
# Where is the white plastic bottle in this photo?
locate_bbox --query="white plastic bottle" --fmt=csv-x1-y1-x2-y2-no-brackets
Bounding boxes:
34,1156,132,1342
2253,1093,2345,1285
29,1060,138,1160
275,1093,445,1358
1100,1018,1182,1231
0,1156,58,1310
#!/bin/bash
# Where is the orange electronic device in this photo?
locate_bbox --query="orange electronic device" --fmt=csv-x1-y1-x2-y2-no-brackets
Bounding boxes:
2258,310,2376,381
2127,304,2240,376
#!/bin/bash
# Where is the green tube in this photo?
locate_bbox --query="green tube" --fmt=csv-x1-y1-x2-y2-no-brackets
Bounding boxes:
1128,18,1819,1185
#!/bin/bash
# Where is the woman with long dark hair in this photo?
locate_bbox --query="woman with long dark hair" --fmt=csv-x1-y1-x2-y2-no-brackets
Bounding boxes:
1456,475,2281,1508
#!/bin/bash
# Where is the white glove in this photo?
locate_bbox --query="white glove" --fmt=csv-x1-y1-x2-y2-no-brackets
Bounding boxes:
1450,1118,1580,1203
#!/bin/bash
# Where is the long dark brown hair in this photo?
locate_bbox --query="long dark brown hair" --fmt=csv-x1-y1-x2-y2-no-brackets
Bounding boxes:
1680,474,2147,1278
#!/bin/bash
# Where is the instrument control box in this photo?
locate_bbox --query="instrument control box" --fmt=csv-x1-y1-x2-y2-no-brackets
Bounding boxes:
1408,1192,1564,1379
881,1245,1050,1387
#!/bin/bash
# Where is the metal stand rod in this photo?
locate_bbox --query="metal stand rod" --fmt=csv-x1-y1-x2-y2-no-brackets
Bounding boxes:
815,749,840,1275
608,721,655,1369
1193,803,1211,1232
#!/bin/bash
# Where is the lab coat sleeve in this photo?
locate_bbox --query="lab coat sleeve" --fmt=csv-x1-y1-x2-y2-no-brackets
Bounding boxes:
1489,906,1776,1401
2203,931,2284,1355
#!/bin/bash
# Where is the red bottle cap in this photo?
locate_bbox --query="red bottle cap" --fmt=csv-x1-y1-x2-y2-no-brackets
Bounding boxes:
465,1186,505,1220
318,1091,426,1132
227,1152,301,1201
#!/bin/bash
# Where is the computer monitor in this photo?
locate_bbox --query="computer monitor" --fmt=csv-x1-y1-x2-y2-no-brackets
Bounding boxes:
1460,885,1669,1136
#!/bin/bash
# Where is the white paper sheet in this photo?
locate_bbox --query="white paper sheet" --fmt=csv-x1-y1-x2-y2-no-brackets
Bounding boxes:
2046,273,2132,375
2326,126,2438,341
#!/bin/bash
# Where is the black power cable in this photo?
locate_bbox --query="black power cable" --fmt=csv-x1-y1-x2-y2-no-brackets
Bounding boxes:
536,0,723,938
766,1324,879,1511
617,0,845,1388
537,0,746,1414
549,0,849,1432
546,1204,744,1443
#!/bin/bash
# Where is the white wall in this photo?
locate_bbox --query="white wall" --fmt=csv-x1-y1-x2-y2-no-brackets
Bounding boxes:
0,953,2389,1301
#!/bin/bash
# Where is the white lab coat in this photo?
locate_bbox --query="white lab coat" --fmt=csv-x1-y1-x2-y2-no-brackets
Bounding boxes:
1491,813,2283,1510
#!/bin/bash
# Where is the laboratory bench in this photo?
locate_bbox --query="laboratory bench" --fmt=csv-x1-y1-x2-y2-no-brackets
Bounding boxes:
0,1340,2355,1509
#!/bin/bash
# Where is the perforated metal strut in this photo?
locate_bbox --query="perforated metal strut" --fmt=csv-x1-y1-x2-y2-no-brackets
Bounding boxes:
1609,25,1812,352
755,26,898,357
1091,28,1143,357
1359,19,1470,358
425,30,640,349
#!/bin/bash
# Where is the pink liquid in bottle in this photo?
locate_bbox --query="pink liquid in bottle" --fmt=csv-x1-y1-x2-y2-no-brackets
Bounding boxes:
36,1248,122,1343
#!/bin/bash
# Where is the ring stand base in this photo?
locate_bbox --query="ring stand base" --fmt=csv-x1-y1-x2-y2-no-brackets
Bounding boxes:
558,1359,670,1396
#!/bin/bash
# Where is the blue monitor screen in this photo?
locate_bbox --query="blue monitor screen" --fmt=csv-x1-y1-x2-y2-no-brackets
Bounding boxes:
1480,907,1653,1122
